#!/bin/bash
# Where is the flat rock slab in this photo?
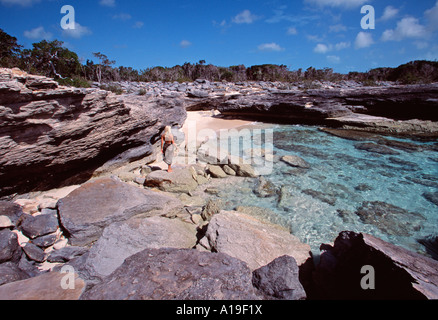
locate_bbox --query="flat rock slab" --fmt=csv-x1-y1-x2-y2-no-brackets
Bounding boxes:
204,210,311,270
80,248,259,300
80,216,197,281
144,168,198,193
0,271,85,300
280,155,310,169
57,177,184,246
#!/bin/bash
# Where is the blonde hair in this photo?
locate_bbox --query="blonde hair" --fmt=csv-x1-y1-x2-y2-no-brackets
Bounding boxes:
163,126,173,141
164,126,172,134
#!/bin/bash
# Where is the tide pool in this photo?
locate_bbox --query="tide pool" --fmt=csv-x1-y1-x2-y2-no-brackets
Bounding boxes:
212,124,438,257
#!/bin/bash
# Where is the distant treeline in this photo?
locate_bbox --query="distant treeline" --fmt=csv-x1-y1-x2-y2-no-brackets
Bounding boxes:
1,28,438,87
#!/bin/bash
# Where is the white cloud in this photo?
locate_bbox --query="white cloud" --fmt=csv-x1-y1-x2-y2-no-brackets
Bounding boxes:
381,17,428,41
355,31,374,49
133,21,144,29
113,13,131,21
314,43,331,54
329,24,347,33
335,41,350,50
380,6,399,21
327,55,341,64
180,40,192,48
425,1,438,30
287,27,298,35
0,0,40,6
258,42,284,52
232,10,259,24
99,0,115,7
314,41,350,54
62,22,92,39
24,26,53,40
305,0,367,9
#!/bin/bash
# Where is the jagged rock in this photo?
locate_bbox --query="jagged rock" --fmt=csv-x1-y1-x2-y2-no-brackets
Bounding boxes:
144,168,198,193
418,236,438,261
47,246,88,263
31,233,58,248
58,177,185,246
253,176,278,198
80,248,259,300
0,271,86,300
0,261,29,286
227,158,259,177
201,198,223,221
78,216,197,282
252,255,306,300
19,212,59,239
0,201,24,227
204,210,311,270
0,69,186,197
217,84,438,138
355,201,425,236
22,242,46,263
0,229,21,263
423,191,438,206
302,189,337,206
354,142,400,155
206,165,228,178
312,231,438,300
280,155,310,169
222,164,236,176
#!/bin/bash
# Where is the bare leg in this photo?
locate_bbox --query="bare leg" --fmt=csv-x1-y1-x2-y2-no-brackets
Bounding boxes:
168,165,173,173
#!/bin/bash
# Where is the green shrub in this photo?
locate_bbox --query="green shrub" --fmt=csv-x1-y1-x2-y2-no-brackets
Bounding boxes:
56,76,91,88
101,84,124,95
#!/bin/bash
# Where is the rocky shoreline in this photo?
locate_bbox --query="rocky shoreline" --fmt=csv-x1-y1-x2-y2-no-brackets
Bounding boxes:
1,68,438,300
1,165,438,300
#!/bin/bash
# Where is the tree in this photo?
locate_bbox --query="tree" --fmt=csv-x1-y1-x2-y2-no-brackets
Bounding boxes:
20,40,81,78
0,28,22,68
92,52,116,83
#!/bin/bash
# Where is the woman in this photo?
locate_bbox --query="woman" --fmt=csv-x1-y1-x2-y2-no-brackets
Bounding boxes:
161,126,176,172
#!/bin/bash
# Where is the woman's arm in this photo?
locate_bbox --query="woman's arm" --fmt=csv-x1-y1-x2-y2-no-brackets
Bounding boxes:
161,135,164,153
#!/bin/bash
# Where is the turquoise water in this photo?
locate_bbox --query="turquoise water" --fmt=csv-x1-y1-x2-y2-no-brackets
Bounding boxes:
213,124,438,257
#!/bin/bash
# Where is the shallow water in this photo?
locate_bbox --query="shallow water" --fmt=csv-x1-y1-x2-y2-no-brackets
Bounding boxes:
211,124,438,257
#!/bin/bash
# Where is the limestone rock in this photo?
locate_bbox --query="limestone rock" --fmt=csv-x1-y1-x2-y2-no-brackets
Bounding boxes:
80,248,259,300
0,271,85,300
0,229,21,264
355,201,425,236
0,201,24,227
0,262,29,286
206,165,228,178
204,210,311,270
144,168,198,193
252,255,306,300
0,69,187,197
19,212,59,239
280,155,310,169
57,177,184,246
79,216,197,281
22,242,46,263
312,231,438,299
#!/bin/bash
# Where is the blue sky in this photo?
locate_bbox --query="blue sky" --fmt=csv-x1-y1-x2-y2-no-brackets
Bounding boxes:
1,0,438,73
